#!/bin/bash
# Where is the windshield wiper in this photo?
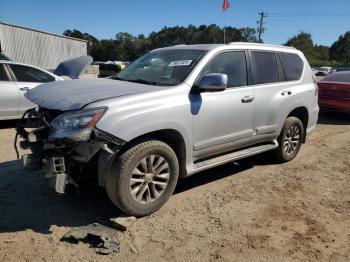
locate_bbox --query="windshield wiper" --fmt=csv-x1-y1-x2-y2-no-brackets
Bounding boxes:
127,79,158,86
112,76,125,81
112,76,158,86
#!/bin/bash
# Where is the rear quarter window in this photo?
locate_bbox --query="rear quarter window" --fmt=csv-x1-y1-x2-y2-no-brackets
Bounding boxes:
280,53,304,81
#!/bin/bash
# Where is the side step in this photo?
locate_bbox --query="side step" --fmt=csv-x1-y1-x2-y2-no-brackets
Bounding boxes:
193,141,278,173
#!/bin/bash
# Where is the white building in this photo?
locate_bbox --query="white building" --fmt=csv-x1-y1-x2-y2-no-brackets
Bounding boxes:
0,22,88,69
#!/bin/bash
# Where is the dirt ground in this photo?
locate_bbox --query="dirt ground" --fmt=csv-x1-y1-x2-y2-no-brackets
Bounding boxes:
0,111,349,262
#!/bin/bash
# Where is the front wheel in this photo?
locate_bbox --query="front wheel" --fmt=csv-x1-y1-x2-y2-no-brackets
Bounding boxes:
274,117,304,163
105,140,179,217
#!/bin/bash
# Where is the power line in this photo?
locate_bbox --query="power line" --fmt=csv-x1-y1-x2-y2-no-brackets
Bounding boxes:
257,12,268,43
269,13,350,17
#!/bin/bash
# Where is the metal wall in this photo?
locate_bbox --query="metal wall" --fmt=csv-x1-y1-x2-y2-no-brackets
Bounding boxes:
0,22,88,69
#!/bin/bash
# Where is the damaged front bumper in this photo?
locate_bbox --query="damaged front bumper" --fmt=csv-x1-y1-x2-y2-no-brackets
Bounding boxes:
17,108,125,193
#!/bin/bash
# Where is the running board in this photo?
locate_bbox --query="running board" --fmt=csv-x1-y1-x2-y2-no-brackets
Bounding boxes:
192,141,278,173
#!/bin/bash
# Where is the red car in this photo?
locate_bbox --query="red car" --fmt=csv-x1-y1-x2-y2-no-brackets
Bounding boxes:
318,72,350,112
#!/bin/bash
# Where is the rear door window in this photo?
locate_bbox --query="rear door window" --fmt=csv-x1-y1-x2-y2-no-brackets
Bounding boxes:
250,51,280,85
10,64,55,83
280,53,304,81
0,65,9,81
200,51,248,88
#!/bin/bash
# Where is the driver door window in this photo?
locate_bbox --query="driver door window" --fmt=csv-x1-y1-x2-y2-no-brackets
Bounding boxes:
200,51,248,88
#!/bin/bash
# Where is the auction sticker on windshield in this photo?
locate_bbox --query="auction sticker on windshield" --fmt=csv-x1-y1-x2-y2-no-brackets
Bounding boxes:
168,60,193,67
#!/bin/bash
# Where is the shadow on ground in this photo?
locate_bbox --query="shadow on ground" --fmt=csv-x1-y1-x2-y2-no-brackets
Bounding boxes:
0,158,258,235
0,120,19,129
317,110,350,125
0,160,119,235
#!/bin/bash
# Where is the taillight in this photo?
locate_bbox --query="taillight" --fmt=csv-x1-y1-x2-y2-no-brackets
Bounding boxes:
313,74,319,96
314,84,319,96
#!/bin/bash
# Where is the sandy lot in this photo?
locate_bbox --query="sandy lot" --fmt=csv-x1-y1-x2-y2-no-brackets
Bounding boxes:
0,111,349,262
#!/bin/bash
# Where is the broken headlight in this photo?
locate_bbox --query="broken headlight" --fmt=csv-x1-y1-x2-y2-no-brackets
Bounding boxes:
49,107,107,142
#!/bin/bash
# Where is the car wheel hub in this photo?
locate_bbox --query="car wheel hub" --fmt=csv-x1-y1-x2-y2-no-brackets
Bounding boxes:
129,155,170,204
283,125,300,156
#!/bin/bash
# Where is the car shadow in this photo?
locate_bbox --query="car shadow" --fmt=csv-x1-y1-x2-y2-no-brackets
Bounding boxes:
0,160,119,235
0,120,19,129
317,110,350,125
174,154,275,194
0,155,270,235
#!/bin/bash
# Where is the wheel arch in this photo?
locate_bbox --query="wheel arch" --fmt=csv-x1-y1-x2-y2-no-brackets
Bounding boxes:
121,129,187,178
287,106,309,142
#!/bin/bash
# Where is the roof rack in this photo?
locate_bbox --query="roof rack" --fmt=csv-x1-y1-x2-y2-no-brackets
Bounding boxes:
228,42,296,50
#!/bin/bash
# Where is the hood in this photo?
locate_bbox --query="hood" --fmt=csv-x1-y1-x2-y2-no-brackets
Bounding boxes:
54,55,93,79
25,79,167,111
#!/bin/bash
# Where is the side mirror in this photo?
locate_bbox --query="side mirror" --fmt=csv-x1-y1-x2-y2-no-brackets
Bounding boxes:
196,73,228,92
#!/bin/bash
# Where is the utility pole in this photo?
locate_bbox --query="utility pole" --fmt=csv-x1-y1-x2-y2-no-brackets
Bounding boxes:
257,12,268,43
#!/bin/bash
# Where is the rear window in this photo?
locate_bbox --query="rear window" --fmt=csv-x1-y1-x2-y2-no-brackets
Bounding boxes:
250,51,279,85
0,65,9,81
322,72,350,83
280,53,304,81
10,65,55,83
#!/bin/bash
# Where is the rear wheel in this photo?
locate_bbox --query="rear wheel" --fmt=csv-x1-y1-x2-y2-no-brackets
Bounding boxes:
274,117,304,162
105,140,179,217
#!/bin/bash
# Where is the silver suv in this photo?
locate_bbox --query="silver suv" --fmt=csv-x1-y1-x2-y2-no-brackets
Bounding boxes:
18,43,319,216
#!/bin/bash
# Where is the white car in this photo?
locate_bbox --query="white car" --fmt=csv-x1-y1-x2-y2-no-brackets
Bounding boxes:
0,56,92,120
0,60,63,120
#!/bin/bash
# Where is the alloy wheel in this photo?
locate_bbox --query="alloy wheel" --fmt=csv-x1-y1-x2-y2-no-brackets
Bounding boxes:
283,125,301,156
129,155,170,204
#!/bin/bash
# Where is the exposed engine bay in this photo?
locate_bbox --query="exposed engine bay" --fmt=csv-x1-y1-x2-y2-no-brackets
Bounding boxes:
16,107,125,193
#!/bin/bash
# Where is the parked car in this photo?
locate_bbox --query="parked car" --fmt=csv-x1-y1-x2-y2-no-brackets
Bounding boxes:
98,63,122,78
318,71,350,112
316,66,333,76
0,61,63,120
311,67,319,75
18,43,319,216
0,56,92,120
98,61,128,78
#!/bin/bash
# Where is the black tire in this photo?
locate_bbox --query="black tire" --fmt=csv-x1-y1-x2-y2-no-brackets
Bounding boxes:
105,140,179,217
274,117,304,163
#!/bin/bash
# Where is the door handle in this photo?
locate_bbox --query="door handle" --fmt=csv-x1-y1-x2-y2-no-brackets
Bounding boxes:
241,95,254,103
281,90,292,96
20,87,29,92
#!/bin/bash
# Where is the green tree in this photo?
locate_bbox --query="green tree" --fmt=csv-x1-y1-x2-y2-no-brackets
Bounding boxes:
62,25,258,61
330,31,350,65
284,32,314,59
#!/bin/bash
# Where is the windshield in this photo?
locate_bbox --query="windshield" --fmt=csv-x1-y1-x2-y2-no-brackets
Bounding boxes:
113,49,207,86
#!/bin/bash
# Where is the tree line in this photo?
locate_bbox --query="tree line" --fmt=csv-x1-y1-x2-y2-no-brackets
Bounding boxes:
284,31,350,66
64,25,350,66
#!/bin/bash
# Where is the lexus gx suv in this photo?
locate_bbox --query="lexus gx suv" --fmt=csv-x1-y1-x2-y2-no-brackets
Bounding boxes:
18,43,319,216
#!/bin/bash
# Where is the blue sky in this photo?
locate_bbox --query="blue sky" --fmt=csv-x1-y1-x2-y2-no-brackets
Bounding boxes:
1,0,349,46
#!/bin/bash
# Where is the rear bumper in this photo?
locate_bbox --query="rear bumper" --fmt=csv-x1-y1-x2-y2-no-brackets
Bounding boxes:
319,99,350,112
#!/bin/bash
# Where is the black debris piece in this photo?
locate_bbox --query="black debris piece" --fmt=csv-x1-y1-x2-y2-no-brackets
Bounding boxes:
62,223,120,255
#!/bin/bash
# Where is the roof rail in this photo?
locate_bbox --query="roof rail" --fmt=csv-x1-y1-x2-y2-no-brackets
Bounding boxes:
228,42,296,50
